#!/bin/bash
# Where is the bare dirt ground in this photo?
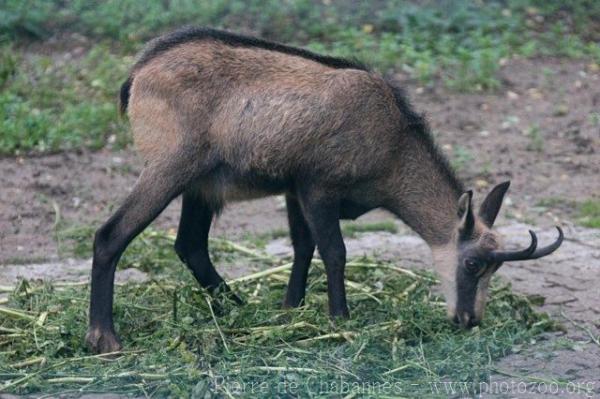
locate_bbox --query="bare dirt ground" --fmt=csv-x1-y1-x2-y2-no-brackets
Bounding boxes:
1,57,599,397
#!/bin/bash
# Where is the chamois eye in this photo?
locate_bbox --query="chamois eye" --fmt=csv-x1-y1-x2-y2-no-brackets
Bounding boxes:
464,259,481,272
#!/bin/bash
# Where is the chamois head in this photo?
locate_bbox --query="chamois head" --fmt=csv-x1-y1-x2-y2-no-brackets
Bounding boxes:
433,181,563,329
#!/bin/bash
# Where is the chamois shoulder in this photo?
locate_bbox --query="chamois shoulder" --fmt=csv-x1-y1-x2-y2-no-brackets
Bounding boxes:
385,79,464,194
132,26,369,73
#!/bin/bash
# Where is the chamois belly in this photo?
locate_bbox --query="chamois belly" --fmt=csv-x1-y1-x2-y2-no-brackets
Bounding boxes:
192,165,288,207
220,180,282,202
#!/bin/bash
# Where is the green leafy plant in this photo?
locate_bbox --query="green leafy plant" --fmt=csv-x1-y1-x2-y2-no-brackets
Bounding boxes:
526,124,544,152
341,221,398,238
451,146,475,173
0,45,129,154
578,200,600,228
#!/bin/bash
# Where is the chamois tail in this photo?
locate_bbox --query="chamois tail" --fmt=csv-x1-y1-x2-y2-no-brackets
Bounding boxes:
119,76,133,116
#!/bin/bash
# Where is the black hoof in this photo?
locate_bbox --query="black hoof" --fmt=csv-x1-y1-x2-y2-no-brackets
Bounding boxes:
85,327,122,354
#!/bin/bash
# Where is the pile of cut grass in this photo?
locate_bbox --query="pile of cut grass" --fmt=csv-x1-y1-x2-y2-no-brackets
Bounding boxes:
1,231,555,397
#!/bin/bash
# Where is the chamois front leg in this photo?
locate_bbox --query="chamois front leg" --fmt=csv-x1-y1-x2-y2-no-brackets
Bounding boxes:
174,191,243,307
297,192,349,318
86,161,192,354
283,194,316,308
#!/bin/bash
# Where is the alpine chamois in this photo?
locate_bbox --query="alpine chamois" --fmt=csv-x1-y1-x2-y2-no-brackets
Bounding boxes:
86,27,563,354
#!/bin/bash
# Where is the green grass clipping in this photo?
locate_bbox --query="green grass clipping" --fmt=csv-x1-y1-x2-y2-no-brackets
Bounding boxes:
1,231,556,397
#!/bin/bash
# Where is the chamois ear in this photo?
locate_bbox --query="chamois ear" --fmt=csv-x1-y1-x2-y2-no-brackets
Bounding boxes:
479,181,510,227
457,190,474,239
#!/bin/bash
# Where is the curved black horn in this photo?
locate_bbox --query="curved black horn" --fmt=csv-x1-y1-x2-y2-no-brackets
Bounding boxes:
527,226,563,259
490,230,537,263
490,227,564,263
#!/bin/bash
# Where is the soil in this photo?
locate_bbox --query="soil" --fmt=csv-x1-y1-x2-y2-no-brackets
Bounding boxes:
1,57,599,397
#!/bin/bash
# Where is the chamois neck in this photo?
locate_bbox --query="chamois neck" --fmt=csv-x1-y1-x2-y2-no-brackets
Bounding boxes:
385,138,464,247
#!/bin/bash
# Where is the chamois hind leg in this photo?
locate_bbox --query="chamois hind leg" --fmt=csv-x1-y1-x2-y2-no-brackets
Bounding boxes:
283,194,315,308
174,191,243,305
86,160,195,354
297,190,349,318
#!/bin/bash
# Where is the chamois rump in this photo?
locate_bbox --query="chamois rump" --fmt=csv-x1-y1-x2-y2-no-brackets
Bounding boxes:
86,27,563,354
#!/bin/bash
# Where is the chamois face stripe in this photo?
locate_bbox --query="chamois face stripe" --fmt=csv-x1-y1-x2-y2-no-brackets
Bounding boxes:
133,26,369,74
455,262,479,317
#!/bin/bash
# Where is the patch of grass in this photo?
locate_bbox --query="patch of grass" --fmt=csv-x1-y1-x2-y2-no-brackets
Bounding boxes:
525,124,544,152
2,1,600,77
241,228,290,249
578,200,600,228
0,230,556,397
56,222,289,266
0,46,18,85
536,197,573,208
56,225,193,273
2,1,600,154
55,224,96,259
480,160,493,176
0,45,129,154
535,198,600,228
451,146,475,173
57,220,399,258
341,221,398,238
443,45,503,91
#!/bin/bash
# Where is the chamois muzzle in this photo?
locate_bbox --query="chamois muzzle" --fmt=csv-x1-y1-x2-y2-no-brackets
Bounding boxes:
490,227,563,263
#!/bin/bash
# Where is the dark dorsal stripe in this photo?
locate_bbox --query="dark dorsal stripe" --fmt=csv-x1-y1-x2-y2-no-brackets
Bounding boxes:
133,26,369,72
